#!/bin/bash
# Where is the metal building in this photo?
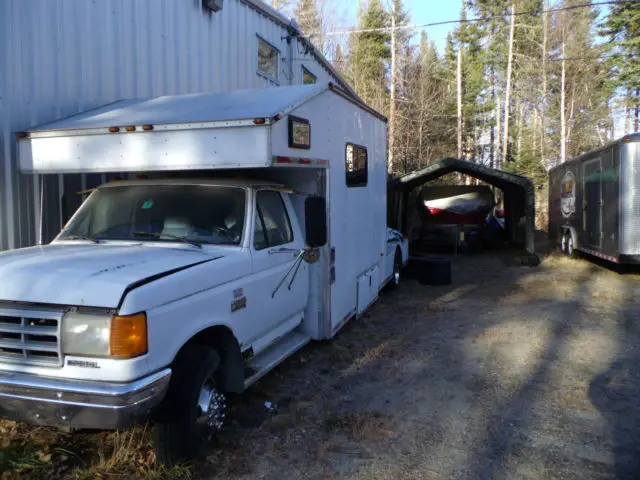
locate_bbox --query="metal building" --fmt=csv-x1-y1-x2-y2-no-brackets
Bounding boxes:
0,0,354,250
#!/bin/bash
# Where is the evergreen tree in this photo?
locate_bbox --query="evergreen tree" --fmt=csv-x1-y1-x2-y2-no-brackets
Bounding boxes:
346,0,391,113
295,0,322,46
601,0,640,131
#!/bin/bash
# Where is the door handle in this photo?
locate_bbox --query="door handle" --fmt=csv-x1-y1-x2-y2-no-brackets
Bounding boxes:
268,247,300,255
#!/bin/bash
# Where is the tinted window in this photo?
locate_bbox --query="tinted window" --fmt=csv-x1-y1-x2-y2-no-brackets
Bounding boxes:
253,191,293,250
346,143,368,187
58,184,246,246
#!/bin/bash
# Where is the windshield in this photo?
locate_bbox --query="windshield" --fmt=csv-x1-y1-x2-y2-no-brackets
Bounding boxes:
58,184,246,246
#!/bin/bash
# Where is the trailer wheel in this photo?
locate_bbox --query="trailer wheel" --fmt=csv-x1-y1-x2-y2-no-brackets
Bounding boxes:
388,248,402,290
154,345,225,465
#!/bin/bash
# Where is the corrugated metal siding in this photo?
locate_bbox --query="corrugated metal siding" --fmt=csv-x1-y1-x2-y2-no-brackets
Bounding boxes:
0,0,338,250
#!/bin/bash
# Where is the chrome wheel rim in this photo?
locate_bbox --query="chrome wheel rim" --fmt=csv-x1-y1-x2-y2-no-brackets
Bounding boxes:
196,374,226,438
561,235,567,252
393,262,401,285
568,237,574,256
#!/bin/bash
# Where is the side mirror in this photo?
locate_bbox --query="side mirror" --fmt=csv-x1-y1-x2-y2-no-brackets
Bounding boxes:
304,196,327,248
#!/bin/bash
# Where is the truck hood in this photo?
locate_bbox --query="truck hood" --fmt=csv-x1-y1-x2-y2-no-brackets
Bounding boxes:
0,244,221,308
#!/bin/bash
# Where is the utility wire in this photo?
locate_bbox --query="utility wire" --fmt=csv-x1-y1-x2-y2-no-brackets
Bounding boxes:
321,1,628,37
290,52,640,64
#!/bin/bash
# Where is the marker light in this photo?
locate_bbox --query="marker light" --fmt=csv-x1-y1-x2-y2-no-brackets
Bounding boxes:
110,313,148,358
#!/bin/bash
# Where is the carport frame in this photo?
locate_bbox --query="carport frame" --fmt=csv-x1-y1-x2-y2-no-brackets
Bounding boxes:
387,157,536,254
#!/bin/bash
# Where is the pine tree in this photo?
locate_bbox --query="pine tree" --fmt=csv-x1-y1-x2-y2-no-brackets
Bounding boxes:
295,0,322,46
346,0,390,113
601,0,640,132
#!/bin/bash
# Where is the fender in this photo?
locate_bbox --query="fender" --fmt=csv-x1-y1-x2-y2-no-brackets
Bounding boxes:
174,324,245,394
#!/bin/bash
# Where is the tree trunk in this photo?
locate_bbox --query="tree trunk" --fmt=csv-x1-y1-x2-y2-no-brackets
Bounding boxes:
633,88,640,132
541,6,548,166
388,1,397,174
626,89,631,135
496,92,502,170
457,47,463,161
502,4,516,166
516,99,524,156
490,64,495,169
560,37,566,164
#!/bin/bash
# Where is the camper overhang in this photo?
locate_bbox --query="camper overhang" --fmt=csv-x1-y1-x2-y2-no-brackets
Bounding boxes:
17,84,346,174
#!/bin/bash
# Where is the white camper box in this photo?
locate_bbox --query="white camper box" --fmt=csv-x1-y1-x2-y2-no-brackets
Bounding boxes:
3,84,408,462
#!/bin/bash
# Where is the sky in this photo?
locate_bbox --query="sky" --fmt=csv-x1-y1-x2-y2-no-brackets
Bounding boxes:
341,0,464,54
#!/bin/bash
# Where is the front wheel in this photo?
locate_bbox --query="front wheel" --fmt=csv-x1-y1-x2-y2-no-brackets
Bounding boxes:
154,345,226,465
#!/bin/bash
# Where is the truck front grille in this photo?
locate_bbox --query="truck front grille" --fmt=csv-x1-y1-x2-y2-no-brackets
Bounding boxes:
0,308,63,367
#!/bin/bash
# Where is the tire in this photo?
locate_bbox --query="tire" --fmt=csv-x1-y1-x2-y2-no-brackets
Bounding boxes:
154,345,225,466
565,233,577,259
388,248,402,291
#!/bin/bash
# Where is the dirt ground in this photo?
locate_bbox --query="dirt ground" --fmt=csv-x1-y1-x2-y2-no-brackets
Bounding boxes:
3,249,640,479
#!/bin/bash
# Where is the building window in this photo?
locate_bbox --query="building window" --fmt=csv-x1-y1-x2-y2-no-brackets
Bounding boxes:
302,66,317,85
253,191,293,250
345,143,368,187
257,36,279,81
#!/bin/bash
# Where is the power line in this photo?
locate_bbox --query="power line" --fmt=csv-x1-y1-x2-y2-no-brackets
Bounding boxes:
290,52,640,65
321,1,627,37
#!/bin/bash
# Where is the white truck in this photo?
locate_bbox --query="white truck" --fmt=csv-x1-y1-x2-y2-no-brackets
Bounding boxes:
0,84,408,463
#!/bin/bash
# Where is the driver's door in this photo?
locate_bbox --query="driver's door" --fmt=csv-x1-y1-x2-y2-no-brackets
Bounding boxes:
245,190,309,350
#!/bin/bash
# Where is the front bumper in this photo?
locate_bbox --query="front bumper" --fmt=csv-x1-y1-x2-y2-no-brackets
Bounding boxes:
0,368,171,429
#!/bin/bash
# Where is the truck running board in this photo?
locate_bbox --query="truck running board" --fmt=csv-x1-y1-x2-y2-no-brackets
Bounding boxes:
243,330,311,389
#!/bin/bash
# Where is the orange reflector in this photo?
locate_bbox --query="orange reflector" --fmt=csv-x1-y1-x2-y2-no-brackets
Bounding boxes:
109,127,120,133
623,137,631,143
110,313,148,358
253,118,266,125
125,125,136,132
142,124,154,131
15,131,29,139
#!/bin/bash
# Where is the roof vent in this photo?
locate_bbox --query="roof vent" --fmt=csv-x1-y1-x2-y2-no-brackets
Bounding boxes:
203,0,223,12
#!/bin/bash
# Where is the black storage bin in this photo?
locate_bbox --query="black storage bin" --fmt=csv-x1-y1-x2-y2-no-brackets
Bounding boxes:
405,256,452,285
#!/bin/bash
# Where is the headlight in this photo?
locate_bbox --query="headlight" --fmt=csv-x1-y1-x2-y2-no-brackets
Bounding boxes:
62,311,148,358
62,312,111,356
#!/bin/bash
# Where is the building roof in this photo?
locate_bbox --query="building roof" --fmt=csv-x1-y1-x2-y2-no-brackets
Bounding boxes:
29,84,329,131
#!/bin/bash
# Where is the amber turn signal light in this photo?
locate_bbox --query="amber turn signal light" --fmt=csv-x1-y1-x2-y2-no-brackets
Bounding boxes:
110,313,148,358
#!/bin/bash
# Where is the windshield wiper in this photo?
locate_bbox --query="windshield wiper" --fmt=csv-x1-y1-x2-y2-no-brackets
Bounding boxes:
133,231,203,249
63,235,100,244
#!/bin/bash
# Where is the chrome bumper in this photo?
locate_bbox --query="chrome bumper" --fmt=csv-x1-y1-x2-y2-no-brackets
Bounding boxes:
0,369,171,429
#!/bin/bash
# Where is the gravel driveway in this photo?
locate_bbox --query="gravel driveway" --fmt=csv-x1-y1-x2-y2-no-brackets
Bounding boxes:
2,251,640,480
203,252,640,480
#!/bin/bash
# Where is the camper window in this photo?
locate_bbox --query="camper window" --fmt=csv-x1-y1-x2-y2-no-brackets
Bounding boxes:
253,191,293,250
257,36,279,81
346,143,368,187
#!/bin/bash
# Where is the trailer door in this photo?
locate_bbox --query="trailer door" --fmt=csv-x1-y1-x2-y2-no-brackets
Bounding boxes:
584,158,603,248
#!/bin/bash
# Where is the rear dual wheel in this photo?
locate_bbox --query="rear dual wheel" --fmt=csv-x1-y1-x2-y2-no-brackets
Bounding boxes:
562,232,577,259
387,248,402,290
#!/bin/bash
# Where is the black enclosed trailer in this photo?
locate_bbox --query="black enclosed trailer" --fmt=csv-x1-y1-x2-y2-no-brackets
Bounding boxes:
548,133,640,264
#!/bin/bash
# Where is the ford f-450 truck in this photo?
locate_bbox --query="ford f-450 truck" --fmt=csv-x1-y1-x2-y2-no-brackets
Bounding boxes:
0,84,408,463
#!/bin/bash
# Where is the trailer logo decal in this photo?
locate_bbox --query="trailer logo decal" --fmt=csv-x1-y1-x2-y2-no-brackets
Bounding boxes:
560,171,576,218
